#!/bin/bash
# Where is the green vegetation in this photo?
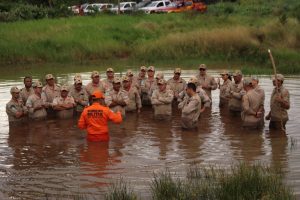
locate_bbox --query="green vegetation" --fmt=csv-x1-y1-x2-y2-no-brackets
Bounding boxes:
105,163,295,200
105,178,137,200
0,0,300,74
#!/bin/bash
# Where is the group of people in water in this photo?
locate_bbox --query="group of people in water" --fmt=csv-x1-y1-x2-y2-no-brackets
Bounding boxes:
6,64,290,141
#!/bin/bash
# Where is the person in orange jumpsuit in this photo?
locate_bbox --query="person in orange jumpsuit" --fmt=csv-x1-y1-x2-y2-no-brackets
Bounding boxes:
78,91,122,142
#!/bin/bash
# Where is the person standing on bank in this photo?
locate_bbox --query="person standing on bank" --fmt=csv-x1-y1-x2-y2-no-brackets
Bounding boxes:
241,78,264,129
217,70,232,108
20,76,34,104
105,77,130,117
178,82,202,129
123,76,142,113
26,81,47,120
265,74,290,130
167,68,186,103
6,87,28,125
227,70,245,114
151,79,174,120
69,78,89,115
78,91,122,142
196,64,217,101
52,85,76,119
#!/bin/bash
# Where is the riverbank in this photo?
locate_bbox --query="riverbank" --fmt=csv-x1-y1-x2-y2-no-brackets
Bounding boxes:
1,2,300,74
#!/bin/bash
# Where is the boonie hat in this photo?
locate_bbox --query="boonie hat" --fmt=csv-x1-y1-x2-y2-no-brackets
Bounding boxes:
91,71,100,78
122,76,130,82
10,86,20,94
188,76,198,84
126,70,134,76
32,81,43,88
61,85,69,92
92,91,105,99
140,66,147,71
45,74,54,80
272,74,284,81
199,64,207,70
233,70,242,76
243,77,252,86
156,72,164,80
220,70,229,75
74,78,82,84
113,77,122,84
157,79,167,85
74,73,82,80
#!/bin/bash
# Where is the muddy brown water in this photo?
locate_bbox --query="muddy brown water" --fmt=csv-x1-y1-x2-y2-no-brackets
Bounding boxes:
0,69,299,199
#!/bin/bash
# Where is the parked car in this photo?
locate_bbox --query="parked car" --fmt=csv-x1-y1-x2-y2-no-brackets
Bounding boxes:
139,0,172,14
111,2,137,13
92,3,114,12
135,0,152,10
68,5,80,14
155,0,207,13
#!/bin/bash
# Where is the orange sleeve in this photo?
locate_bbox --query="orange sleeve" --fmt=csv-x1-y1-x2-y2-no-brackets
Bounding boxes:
107,109,122,124
78,110,87,130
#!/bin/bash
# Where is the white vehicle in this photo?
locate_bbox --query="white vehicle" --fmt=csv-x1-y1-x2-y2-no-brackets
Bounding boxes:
111,2,137,13
139,0,171,14
91,3,114,12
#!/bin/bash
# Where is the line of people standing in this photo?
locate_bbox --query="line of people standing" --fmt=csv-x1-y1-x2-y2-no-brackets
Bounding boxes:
6,64,290,134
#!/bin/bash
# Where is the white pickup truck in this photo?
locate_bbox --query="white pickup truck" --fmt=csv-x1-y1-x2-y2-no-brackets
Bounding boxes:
139,0,171,14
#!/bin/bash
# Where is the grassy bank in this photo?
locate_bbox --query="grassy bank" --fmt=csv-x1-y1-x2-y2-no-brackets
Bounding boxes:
105,163,295,200
1,1,300,74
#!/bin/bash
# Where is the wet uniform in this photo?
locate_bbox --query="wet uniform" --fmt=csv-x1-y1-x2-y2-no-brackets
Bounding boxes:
227,81,245,112
125,86,142,112
85,82,105,96
178,94,202,129
178,86,211,108
219,79,232,107
141,78,156,106
20,87,34,104
41,84,61,106
26,93,47,120
102,78,114,93
52,96,76,119
6,99,28,124
105,89,130,117
69,87,89,113
151,88,174,119
167,77,186,102
196,74,217,100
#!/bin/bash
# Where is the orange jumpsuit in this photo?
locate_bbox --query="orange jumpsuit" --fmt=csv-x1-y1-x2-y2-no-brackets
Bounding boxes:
78,102,122,142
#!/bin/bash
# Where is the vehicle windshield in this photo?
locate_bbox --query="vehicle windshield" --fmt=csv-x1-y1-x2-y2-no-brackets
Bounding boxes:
146,2,159,7
167,2,176,7
137,1,151,7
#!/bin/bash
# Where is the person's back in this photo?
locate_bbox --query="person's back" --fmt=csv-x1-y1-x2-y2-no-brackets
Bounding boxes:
78,91,122,142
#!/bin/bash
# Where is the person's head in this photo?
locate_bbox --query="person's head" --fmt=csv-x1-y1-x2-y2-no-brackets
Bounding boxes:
140,66,147,77
188,76,199,87
91,91,105,104
155,72,164,82
73,73,82,81
186,82,197,97
91,71,100,84
220,70,229,81
122,76,131,88
147,66,155,78
173,68,181,80
32,81,43,94
251,76,259,87
272,74,284,87
243,77,253,91
126,70,134,80
113,77,122,91
45,74,55,86
23,76,32,88
10,87,20,100
106,68,114,79
233,70,243,84
198,64,207,76
60,85,69,98
157,79,167,92
74,78,83,91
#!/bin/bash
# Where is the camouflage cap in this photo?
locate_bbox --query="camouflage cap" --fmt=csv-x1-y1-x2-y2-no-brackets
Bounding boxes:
243,77,252,86
140,66,147,71
61,85,69,91
272,74,284,81
122,76,130,82
91,71,100,78
220,70,229,75
74,78,82,85
251,75,259,82
199,64,207,70
174,68,181,74
32,81,43,88
157,79,167,85
113,77,122,84
106,68,114,72
155,72,164,80
10,86,20,94
148,66,155,71
126,69,134,76
45,74,54,80
74,73,82,80
188,76,198,84
233,70,243,76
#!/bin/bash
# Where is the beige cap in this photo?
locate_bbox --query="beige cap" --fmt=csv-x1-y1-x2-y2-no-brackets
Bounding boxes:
148,66,155,71
74,78,82,84
174,68,181,74
199,64,207,70
61,85,69,91
113,77,122,84
74,73,82,80
272,74,284,81
10,86,20,94
243,77,252,86
106,68,114,72
233,70,242,76
91,71,100,78
32,81,43,88
251,75,259,82
157,79,167,85
140,66,147,71
156,72,164,80
45,74,54,80
126,69,134,76
122,76,130,82
188,76,198,84
220,70,229,75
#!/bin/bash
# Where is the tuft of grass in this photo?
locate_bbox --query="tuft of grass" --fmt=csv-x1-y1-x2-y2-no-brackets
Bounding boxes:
105,178,137,200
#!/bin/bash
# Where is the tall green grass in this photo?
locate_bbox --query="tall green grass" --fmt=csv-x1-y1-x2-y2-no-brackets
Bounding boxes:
0,1,300,74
